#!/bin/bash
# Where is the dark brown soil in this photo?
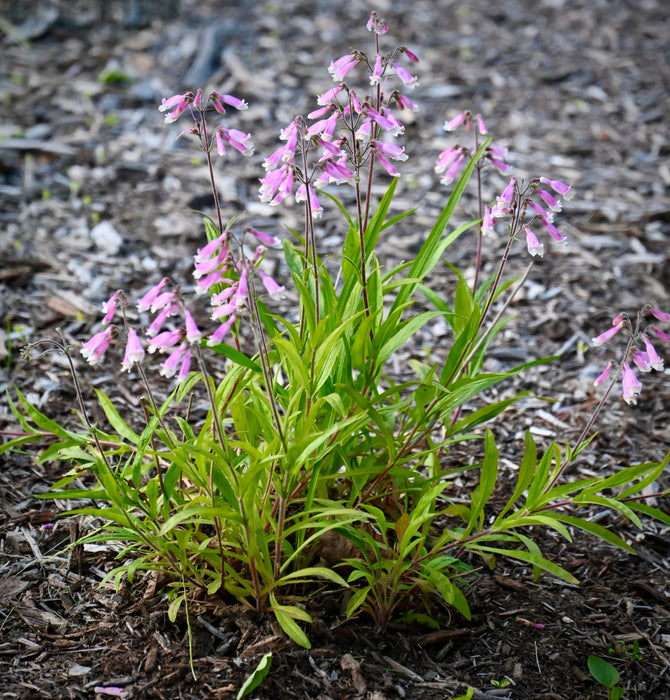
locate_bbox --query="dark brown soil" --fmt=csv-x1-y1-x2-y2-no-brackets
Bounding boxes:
1,1,669,698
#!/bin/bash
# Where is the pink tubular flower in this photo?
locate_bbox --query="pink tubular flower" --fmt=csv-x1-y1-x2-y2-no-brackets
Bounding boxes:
367,107,404,136
184,309,201,343
593,361,612,386
320,158,355,185
444,111,468,132
147,302,178,337
653,328,670,342
248,228,280,248
295,183,322,218
482,206,495,235
373,140,408,161
497,177,516,208
137,278,169,312
376,153,400,177
210,92,248,113
81,326,113,366
591,319,624,346
540,177,573,200
528,199,553,222
317,85,344,106
648,307,670,322
160,342,188,379
488,145,511,173
441,152,465,184
395,93,417,111
621,361,642,405
390,62,419,88
632,348,651,372
121,327,145,371
258,270,285,298
435,145,460,174
541,219,567,245
148,329,184,353
158,92,193,123
641,334,664,371
403,48,420,63
207,314,237,346
177,347,192,383
523,226,544,257
370,54,384,85
328,54,359,81
536,187,562,212
476,115,487,135
102,291,122,324
215,127,254,156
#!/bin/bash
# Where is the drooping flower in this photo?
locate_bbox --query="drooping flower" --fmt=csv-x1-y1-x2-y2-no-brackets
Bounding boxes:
317,85,345,106
81,326,114,366
121,327,145,371
137,278,169,312
591,319,625,346
541,219,567,245
648,307,670,322
366,11,388,34
444,111,468,132
177,347,192,383
621,361,642,405
158,92,193,123
207,314,237,346
395,93,417,111
390,62,419,88
539,177,573,200
101,291,122,324
247,228,281,248
210,92,248,113
258,270,285,298
487,145,511,173
215,127,254,156
160,342,188,379
593,361,612,386
184,309,202,343
631,348,651,372
523,226,544,257
536,187,562,212
653,328,670,342
148,329,184,354
482,206,495,235
641,334,664,371
328,54,359,81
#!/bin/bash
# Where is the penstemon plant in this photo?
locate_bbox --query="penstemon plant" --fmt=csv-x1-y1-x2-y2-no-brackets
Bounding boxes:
4,11,669,649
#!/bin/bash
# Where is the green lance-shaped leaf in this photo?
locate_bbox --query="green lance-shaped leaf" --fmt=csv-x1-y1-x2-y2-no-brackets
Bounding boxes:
237,653,272,700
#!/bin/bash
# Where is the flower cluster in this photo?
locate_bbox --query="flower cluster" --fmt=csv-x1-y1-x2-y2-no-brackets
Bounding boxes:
159,89,253,157
591,306,669,405
486,176,571,256
79,227,285,381
260,12,419,215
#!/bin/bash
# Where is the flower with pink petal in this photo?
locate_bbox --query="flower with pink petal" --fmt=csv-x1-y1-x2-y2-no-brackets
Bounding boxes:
591,320,625,346
395,93,417,111
366,11,388,34
158,93,193,123
648,307,670,322
593,361,612,386
523,226,544,257
653,328,670,342
137,278,169,312
247,228,281,248
539,177,573,200
482,206,495,235
183,309,201,343
541,219,567,245
177,347,192,383
258,270,285,298
148,329,184,353
210,92,248,113
81,326,113,366
632,348,651,372
370,54,384,85
207,314,237,346
160,342,188,379
536,187,562,212
403,48,420,63
317,85,344,106
476,115,487,134
444,111,468,132
121,327,145,371
328,54,359,81
641,334,663,371
390,62,419,88
435,146,461,174
621,361,642,405
102,291,122,324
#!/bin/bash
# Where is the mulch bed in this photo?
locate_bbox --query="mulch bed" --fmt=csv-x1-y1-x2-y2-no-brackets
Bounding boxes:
1,0,669,698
